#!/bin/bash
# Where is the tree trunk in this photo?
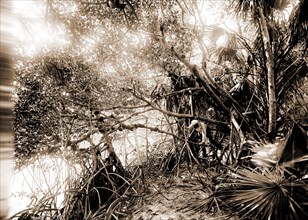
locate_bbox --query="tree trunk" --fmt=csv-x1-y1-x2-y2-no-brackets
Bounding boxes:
258,6,277,137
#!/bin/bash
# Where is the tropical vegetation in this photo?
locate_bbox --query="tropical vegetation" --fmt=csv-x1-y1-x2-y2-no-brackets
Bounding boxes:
8,0,307,219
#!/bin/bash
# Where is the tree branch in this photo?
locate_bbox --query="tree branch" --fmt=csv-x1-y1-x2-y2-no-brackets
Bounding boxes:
132,89,229,126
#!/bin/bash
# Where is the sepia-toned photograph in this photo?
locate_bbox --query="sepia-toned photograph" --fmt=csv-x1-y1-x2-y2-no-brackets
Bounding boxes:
1,0,307,219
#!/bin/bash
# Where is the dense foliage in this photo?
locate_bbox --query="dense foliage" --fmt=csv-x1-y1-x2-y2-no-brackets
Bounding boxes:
11,0,307,219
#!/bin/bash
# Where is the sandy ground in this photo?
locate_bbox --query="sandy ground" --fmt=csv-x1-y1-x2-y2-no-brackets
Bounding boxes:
127,168,230,220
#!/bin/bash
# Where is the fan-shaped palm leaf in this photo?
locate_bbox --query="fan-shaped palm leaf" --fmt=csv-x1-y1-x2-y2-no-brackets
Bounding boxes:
216,47,245,64
208,167,308,220
232,0,292,21
205,26,226,45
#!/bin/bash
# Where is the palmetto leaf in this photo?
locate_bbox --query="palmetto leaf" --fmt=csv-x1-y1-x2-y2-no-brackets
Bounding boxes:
247,122,308,170
232,0,292,20
249,141,284,168
274,0,291,11
205,26,226,45
208,167,308,220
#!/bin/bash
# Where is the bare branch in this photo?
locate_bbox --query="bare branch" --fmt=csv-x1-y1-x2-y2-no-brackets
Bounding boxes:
132,89,229,126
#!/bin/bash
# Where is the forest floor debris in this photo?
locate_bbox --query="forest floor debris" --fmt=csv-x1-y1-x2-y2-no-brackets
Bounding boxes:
127,167,232,220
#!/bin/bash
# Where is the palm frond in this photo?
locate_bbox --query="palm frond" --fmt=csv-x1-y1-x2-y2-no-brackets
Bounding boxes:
273,0,291,11
232,0,292,22
204,26,226,45
216,47,244,64
289,0,308,29
288,0,308,47
206,167,308,220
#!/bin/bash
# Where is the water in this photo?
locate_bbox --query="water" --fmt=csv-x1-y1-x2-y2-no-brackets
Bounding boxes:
9,155,79,217
8,124,170,218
